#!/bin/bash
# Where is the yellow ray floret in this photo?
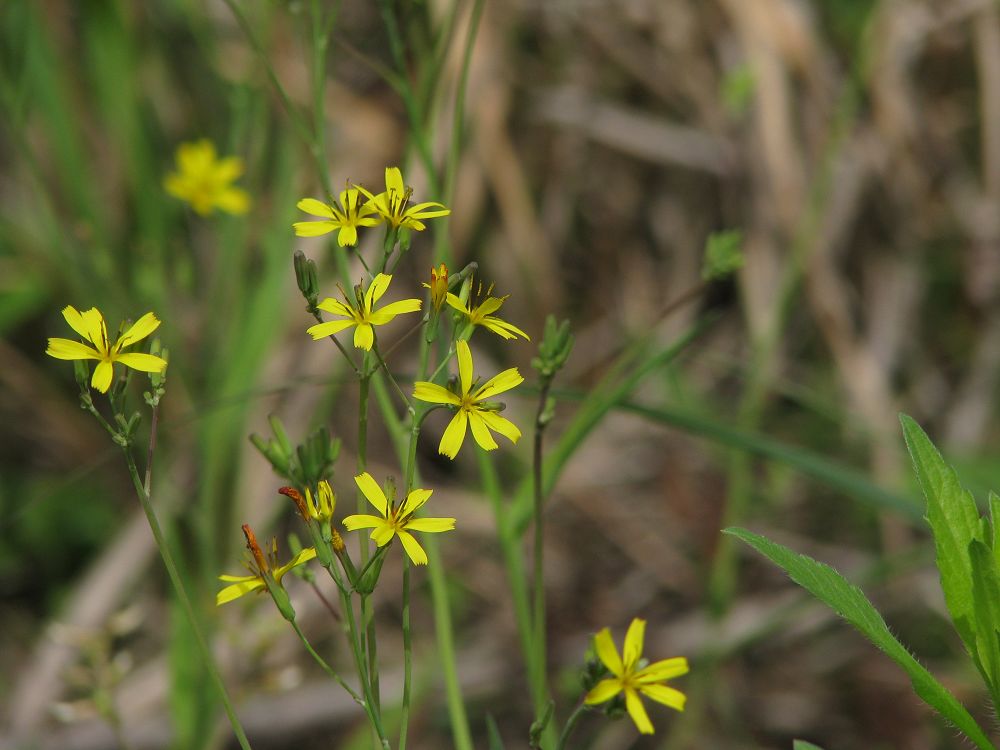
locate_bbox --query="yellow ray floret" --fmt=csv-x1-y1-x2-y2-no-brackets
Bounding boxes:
217,525,317,605
306,273,421,351
46,306,168,393
412,340,523,459
164,139,250,216
356,166,450,231
584,618,688,734
293,189,380,246
342,472,455,565
447,287,529,341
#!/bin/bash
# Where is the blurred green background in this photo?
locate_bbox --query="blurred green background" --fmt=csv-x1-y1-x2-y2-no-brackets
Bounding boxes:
3,0,1000,748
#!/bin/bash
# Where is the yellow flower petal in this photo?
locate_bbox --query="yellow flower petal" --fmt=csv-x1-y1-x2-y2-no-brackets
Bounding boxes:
468,410,499,451
624,688,654,734
353,323,375,350
297,198,336,219
404,517,456,533
91,361,115,393
365,274,392,311
593,628,624,677
337,225,358,247
623,618,645,672
456,339,473,395
438,410,469,459
473,367,523,401
399,488,433,517
413,382,461,406
367,298,421,325
115,312,160,350
405,201,450,219
316,298,354,317
636,657,689,683
343,514,386,531
482,316,530,341
216,187,250,215
354,472,388,516
638,684,686,712
216,578,265,605
478,411,522,445
307,319,356,340
584,678,623,705
385,166,405,195
61,305,94,341
371,525,396,546
46,338,101,361
294,220,338,237
396,531,428,565
116,353,168,373
445,293,469,314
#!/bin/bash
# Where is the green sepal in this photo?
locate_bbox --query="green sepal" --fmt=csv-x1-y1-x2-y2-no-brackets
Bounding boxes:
354,545,387,594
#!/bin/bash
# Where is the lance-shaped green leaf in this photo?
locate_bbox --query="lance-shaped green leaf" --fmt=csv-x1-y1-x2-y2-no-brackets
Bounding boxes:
900,414,983,662
725,527,995,750
969,538,1000,710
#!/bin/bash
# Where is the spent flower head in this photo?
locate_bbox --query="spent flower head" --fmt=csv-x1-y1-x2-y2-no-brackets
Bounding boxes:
584,618,688,735
164,139,250,216
343,472,455,566
216,524,316,606
293,189,380,247
448,279,529,341
46,306,168,393
356,166,450,232
306,273,421,351
412,340,523,459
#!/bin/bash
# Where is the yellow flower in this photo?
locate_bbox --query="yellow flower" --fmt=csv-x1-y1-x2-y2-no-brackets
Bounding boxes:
293,189,379,246
356,166,450,231
425,264,449,311
412,340,523,459
164,139,250,216
46,306,168,393
306,273,421,351
343,472,455,566
217,524,317,605
280,482,336,523
584,618,688,735
447,282,529,341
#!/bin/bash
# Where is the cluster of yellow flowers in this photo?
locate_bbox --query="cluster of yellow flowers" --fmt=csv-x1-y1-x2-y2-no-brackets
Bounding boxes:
45,143,687,738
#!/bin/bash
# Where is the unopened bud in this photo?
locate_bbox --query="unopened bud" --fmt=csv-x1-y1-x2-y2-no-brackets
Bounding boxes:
429,264,448,310
294,251,319,305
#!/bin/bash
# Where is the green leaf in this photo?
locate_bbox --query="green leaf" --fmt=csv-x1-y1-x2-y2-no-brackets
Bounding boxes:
900,414,983,663
792,742,825,750
990,491,1000,565
969,539,1000,706
485,715,506,750
726,527,995,750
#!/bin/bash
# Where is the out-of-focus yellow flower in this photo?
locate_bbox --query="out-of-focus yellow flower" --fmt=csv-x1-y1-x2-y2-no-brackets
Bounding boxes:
46,306,167,393
306,273,421,351
424,264,449,311
164,139,250,216
412,340,523,459
447,282,529,341
342,472,455,566
293,189,379,246
584,618,688,734
217,524,317,605
356,167,450,231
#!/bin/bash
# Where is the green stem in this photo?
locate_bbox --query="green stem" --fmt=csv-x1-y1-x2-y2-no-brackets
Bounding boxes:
356,366,381,715
530,378,554,744
372,343,413,411
120,408,253,750
290,619,365,707
399,558,413,750
555,702,587,750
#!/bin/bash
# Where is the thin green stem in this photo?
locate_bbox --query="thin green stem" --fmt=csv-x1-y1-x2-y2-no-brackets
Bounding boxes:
120,408,252,750
372,343,413,411
530,378,554,744
356,363,381,717
399,558,413,750
555,702,587,750
290,619,365,707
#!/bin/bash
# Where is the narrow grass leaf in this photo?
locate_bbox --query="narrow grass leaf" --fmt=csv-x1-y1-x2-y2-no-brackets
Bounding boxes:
726,527,995,750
